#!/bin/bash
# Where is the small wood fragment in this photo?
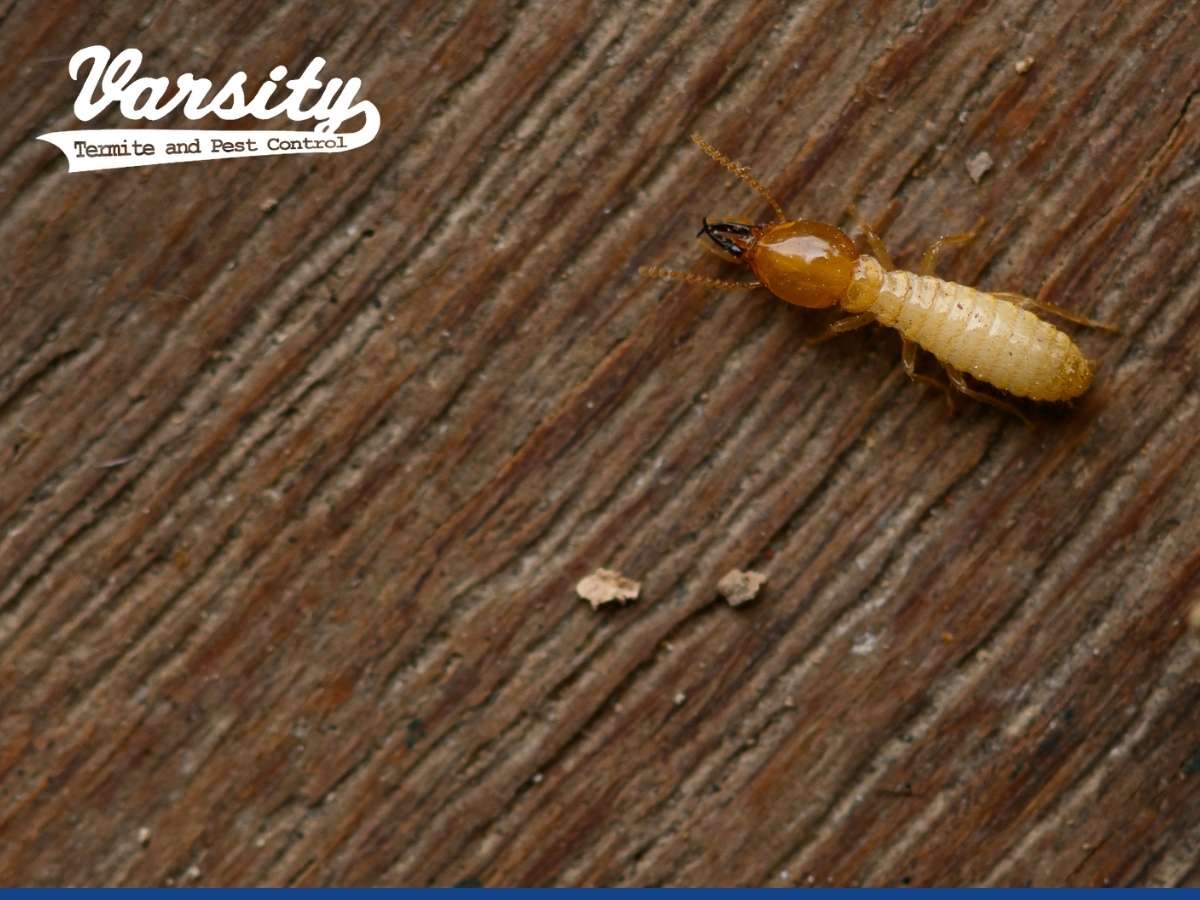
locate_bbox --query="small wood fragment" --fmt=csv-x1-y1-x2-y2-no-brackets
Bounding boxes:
966,151,994,183
1015,56,1035,74
576,568,640,609
717,569,767,606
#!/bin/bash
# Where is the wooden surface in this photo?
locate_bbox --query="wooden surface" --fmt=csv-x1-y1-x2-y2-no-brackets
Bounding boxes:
1,0,1199,886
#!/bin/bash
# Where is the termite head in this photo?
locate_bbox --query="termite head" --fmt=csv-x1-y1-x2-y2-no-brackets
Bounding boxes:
698,218,757,262
746,220,860,309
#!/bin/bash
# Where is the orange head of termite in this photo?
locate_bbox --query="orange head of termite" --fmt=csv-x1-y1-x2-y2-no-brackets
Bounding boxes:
699,217,860,309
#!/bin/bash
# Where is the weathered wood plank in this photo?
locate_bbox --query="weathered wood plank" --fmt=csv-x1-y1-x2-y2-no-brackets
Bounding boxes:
1,0,1198,886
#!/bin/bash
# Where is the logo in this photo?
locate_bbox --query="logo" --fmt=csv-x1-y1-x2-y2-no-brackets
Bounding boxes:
38,46,379,172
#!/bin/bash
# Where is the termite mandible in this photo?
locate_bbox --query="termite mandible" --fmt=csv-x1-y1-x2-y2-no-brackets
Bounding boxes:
640,134,1117,424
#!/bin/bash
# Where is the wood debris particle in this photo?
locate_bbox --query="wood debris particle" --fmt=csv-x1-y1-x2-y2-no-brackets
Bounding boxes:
674,691,686,706
95,454,135,469
717,569,767,606
576,568,640,609
1015,56,1035,74
137,827,151,846
966,151,994,183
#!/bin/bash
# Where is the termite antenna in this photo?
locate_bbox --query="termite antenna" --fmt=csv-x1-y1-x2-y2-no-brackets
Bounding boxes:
639,265,761,291
691,133,787,224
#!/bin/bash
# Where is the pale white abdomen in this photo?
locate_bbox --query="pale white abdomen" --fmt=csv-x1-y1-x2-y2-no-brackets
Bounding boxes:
845,258,1091,401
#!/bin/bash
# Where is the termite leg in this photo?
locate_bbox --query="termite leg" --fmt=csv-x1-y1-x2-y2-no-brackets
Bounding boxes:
808,312,875,344
919,216,987,277
847,203,894,271
942,364,1032,427
992,292,1120,333
639,265,761,291
901,338,955,412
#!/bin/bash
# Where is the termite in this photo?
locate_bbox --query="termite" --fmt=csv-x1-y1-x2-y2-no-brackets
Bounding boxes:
641,134,1116,423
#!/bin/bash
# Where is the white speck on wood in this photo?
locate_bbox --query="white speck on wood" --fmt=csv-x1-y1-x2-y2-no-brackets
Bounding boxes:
851,632,879,656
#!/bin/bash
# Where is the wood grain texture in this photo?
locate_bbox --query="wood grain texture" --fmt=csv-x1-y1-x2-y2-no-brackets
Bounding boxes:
1,0,1199,886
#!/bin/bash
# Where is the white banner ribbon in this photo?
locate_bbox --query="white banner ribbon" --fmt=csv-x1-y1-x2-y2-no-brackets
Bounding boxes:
37,127,374,172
